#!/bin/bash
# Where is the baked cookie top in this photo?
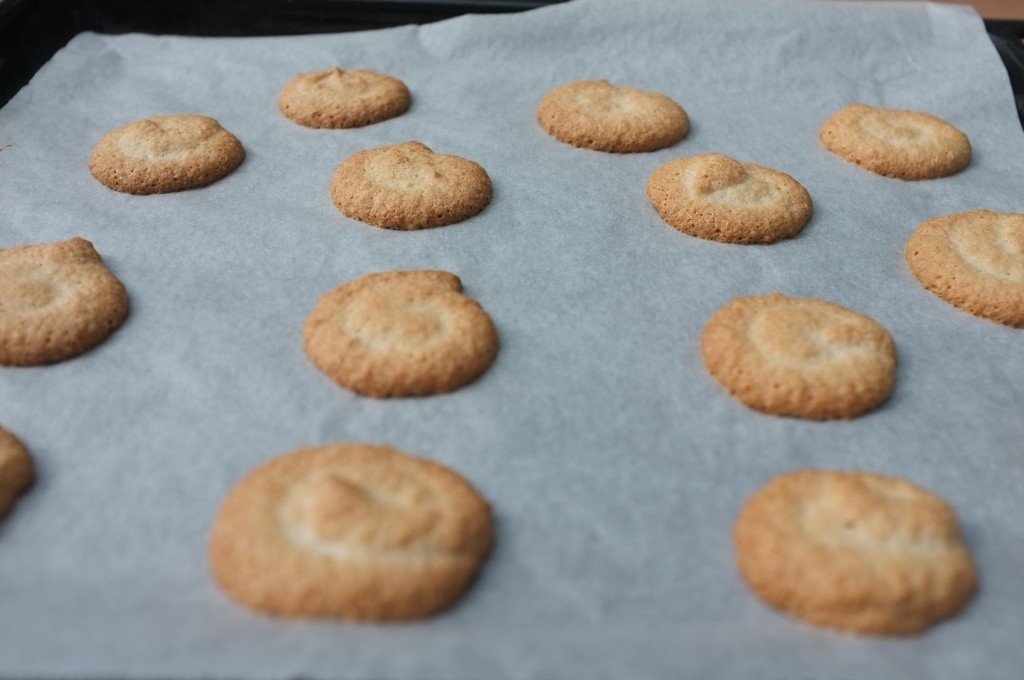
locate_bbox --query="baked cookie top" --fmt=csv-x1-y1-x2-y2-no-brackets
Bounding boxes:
89,114,245,194
330,141,492,230
303,270,499,398
700,294,896,420
536,80,689,152
0,237,128,366
0,426,33,520
647,153,812,244
819,103,971,180
906,210,1024,328
279,67,411,129
735,469,977,636
209,443,493,620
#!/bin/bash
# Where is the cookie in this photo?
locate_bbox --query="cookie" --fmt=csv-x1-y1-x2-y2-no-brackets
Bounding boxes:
647,154,812,244
209,443,493,620
0,238,128,365
905,210,1024,328
735,470,977,635
536,80,689,152
0,426,33,520
331,142,492,230
278,67,411,129
89,114,245,194
304,270,499,398
819,104,971,180
700,294,896,420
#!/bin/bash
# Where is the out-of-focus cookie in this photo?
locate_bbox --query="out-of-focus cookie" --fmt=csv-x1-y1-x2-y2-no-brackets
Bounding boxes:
905,210,1024,328
89,114,245,194
0,238,128,365
209,443,493,620
735,470,977,635
647,154,812,244
0,426,33,520
304,270,499,398
700,294,896,420
536,80,689,152
279,67,411,129
819,104,971,180
330,142,492,230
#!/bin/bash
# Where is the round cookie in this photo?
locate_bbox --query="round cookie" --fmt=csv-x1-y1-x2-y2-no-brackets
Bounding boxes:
209,443,493,620
0,426,33,520
735,470,977,636
905,210,1024,328
330,142,492,230
303,270,499,398
647,154,813,244
89,114,245,194
0,238,129,365
279,67,411,129
536,80,689,152
700,294,896,420
819,103,971,180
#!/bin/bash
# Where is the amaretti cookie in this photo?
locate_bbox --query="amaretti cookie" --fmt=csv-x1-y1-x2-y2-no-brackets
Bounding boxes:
209,443,493,620
331,142,492,230
536,80,688,152
819,104,971,180
304,270,499,398
0,238,128,365
89,114,245,194
647,154,812,244
279,67,411,129
905,210,1024,328
735,470,977,635
0,426,33,520
700,294,896,420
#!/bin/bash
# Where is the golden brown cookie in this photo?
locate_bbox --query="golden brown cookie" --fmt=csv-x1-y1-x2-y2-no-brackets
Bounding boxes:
331,142,492,230
0,426,33,520
0,238,128,365
819,104,971,180
700,294,896,420
536,80,689,152
905,210,1024,328
647,154,813,244
89,114,245,194
278,67,411,129
209,443,493,621
735,470,977,636
304,270,499,398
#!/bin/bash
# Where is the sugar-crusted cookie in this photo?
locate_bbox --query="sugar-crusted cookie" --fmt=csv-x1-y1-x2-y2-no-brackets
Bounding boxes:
331,142,492,230
536,80,689,152
647,154,812,244
209,443,493,620
89,114,245,194
735,470,977,635
279,67,411,129
906,210,1024,328
700,294,896,420
0,238,128,365
304,270,499,398
0,426,33,520
819,104,971,180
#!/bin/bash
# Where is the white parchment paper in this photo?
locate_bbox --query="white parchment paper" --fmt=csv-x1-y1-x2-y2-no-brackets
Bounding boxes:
1,0,1023,677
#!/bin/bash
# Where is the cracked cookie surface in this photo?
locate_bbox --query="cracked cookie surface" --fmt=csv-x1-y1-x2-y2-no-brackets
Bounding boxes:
735,470,977,635
209,443,493,620
819,104,970,180
279,68,410,129
303,270,499,398
647,154,812,244
700,294,896,420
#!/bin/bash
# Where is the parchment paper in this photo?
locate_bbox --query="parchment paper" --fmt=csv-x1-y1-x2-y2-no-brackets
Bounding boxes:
1,0,1023,677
